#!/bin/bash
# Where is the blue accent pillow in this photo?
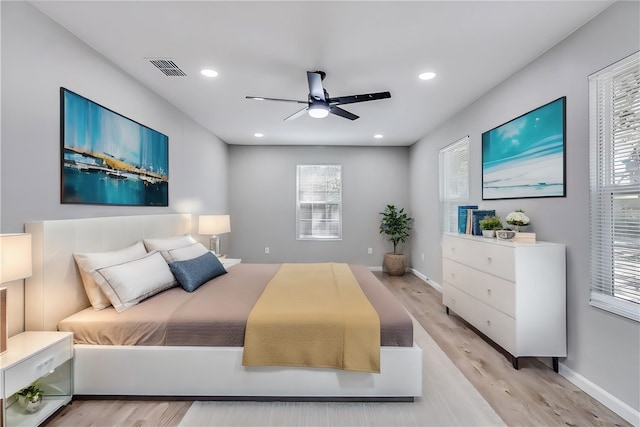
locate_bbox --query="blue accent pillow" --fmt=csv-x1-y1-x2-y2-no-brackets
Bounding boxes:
168,252,227,292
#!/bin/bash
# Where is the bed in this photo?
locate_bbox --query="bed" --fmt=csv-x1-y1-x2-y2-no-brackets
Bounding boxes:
24,214,422,400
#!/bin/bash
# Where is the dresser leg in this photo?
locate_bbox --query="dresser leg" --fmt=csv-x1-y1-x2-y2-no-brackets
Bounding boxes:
512,356,519,370
552,357,559,373
445,306,449,315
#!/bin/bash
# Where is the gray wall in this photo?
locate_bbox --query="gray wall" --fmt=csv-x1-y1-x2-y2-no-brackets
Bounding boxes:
0,2,229,333
228,145,410,266
409,1,639,416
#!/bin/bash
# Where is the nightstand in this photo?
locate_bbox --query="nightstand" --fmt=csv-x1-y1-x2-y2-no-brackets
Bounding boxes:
0,331,73,427
221,258,241,269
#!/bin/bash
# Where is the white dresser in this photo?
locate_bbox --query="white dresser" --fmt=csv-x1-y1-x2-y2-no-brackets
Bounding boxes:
442,233,566,371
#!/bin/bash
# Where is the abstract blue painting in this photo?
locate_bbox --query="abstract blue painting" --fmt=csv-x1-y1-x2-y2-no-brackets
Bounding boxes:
61,88,169,206
482,97,566,200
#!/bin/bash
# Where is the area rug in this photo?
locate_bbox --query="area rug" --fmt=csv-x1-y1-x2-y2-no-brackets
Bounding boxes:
178,317,505,426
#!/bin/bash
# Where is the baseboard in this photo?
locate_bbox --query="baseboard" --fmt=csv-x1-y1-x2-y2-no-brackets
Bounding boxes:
367,266,383,272
559,363,640,426
409,268,442,293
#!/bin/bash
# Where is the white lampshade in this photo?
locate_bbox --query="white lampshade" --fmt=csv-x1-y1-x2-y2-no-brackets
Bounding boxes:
0,233,32,283
198,215,231,235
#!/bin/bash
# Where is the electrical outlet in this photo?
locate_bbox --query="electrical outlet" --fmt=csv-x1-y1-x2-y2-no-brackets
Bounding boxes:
421,253,425,261
264,247,270,255
367,247,373,255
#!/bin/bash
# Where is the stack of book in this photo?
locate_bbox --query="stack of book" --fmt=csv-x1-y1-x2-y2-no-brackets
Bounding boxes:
513,232,537,243
457,206,496,236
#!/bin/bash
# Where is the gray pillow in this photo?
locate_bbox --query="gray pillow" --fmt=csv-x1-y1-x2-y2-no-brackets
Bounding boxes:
169,251,227,292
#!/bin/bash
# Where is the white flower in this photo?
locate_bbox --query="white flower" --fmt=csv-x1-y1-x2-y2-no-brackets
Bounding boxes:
506,210,530,226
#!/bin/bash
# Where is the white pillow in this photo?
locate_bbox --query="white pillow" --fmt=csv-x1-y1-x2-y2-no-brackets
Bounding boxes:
73,241,148,310
143,234,197,261
92,251,177,313
166,242,209,262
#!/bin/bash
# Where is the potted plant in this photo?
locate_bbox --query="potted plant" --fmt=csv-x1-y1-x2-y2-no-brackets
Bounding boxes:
506,209,530,232
479,215,503,238
379,204,413,275
15,381,43,413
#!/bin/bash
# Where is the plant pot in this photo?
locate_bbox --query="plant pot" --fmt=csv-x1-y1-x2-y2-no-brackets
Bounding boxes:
383,253,407,276
482,230,495,238
17,394,42,413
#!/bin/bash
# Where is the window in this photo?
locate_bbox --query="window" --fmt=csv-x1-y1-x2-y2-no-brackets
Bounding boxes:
439,136,470,233
589,52,640,322
296,165,342,240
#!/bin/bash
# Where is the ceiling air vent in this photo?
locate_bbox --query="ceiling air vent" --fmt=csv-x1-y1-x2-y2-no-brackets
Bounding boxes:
149,59,186,77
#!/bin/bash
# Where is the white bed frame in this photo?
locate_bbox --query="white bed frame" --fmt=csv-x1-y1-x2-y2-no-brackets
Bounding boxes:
25,214,422,399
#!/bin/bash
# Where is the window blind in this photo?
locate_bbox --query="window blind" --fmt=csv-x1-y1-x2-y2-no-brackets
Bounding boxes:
439,136,470,233
589,51,640,322
296,165,342,240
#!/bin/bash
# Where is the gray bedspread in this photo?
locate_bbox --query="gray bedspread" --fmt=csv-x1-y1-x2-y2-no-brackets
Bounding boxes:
58,263,413,347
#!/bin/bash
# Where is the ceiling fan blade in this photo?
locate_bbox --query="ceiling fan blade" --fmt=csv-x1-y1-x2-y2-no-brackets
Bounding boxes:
283,106,309,121
307,71,326,102
246,96,307,104
329,106,359,120
328,91,391,105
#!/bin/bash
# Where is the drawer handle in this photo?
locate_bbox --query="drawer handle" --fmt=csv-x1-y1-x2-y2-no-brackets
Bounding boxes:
487,288,492,296
450,273,455,279
37,356,56,375
486,320,491,327
487,256,493,264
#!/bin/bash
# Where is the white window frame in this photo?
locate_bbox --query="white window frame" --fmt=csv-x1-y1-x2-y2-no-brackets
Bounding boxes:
439,136,471,233
589,51,640,322
296,164,342,240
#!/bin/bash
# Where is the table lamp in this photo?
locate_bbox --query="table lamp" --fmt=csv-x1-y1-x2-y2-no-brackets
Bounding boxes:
0,233,32,354
198,215,231,257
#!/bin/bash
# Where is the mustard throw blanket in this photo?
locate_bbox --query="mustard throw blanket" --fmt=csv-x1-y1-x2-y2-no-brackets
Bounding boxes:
242,263,381,373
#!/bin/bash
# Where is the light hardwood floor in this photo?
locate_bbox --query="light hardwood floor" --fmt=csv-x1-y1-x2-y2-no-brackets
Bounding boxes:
45,272,631,427
375,272,631,427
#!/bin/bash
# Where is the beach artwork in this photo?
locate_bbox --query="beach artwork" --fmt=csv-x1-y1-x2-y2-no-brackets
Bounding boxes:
61,88,169,206
482,97,565,200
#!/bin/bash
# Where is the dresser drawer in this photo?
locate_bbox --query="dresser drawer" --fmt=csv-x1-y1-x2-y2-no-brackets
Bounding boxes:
443,283,515,354
473,243,515,281
443,284,491,338
443,258,515,317
4,338,72,396
443,235,515,281
442,235,474,265
479,306,516,354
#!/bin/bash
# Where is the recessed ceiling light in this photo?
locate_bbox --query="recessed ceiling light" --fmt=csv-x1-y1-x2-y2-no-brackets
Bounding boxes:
200,69,218,77
254,133,264,138
374,134,384,139
418,72,436,80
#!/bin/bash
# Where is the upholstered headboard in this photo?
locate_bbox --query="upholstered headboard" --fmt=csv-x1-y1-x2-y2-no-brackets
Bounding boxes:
24,214,192,331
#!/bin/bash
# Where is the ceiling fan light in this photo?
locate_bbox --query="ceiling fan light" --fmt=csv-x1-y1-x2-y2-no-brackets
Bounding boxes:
308,105,329,119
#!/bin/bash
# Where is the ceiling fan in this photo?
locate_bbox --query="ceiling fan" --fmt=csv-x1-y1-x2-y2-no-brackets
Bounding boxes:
246,71,391,121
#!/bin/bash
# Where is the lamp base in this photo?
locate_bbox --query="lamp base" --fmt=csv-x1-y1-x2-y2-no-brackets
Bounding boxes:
209,235,221,256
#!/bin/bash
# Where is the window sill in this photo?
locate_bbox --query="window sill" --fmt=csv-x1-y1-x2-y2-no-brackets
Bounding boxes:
590,292,640,322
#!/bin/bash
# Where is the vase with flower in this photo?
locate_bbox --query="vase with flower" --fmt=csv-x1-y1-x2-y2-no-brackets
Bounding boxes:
506,209,530,232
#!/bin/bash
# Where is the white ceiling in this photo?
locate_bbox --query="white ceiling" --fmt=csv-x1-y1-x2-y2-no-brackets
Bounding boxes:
31,1,613,146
